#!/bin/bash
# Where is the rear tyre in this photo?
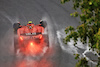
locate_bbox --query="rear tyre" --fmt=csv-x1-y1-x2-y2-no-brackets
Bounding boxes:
13,23,21,55
43,34,49,47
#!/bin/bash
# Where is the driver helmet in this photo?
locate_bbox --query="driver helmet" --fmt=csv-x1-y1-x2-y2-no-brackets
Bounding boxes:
28,21,32,24
27,21,34,29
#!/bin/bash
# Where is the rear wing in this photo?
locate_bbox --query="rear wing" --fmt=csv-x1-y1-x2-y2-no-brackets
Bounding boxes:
20,33,42,36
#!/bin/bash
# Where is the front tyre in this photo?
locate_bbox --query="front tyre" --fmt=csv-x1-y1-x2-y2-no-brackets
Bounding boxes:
40,21,47,28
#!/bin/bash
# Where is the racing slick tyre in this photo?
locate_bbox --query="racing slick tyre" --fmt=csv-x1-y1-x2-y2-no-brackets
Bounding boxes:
13,23,20,55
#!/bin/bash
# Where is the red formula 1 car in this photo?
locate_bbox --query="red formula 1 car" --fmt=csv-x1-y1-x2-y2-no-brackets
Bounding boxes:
13,21,49,56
